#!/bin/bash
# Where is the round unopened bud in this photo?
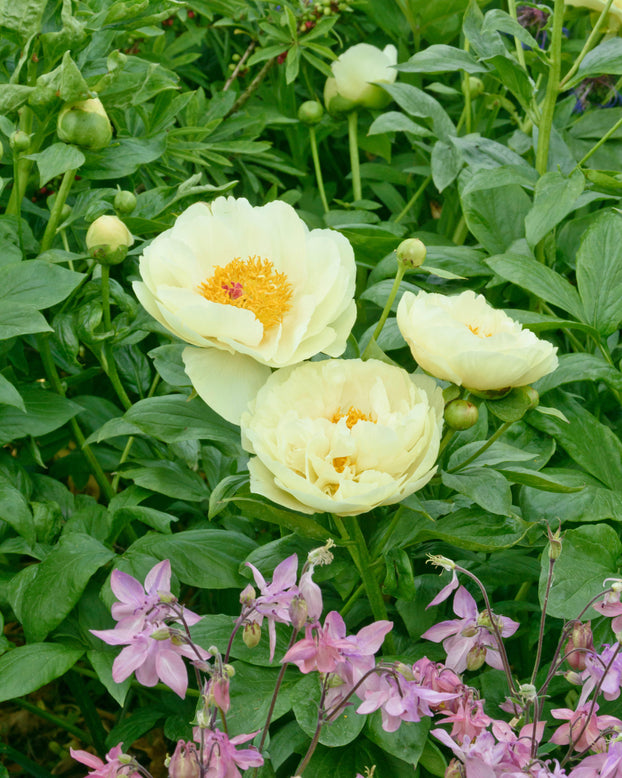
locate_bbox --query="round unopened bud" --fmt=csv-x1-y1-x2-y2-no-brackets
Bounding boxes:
118,754,134,765
57,97,113,151
150,626,172,640
61,203,72,219
463,76,484,98
517,385,539,410
395,661,415,681
86,214,133,265
466,644,486,671
298,100,324,125
10,130,31,153
396,238,426,269
240,584,256,606
289,595,308,631
242,621,261,649
223,663,235,677
114,189,137,215
444,399,479,431
518,683,537,702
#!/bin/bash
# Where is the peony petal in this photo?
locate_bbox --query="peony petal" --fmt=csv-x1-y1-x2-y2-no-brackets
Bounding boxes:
182,346,271,424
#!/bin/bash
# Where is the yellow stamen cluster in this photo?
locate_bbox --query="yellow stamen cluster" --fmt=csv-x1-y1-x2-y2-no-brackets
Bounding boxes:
468,323,492,338
198,256,293,330
330,406,376,429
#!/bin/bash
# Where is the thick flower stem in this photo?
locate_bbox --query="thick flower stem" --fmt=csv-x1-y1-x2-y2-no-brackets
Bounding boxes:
361,263,405,360
40,168,77,254
334,516,395,654
309,126,329,213
37,333,115,501
347,110,362,202
100,264,133,411
535,0,565,176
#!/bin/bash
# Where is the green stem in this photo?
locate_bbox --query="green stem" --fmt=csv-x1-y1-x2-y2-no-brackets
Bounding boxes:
6,109,33,218
462,39,472,135
37,333,115,501
347,110,362,202
309,126,329,213
100,264,133,411
40,168,77,253
559,0,614,89
14,697,91,743
575,112,622,169
225,57,275,117
361,264,405,359
438,427,456,458
333,515,395,653
506,0,527,69
394,175,432,224
535,0,565,175
447,420,513,473
452,214,468,245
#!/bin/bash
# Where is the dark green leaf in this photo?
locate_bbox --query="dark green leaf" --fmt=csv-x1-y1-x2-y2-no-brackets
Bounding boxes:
233,497,331,541
571,38,622,86
120,461,210,502
535,353,622,395
0,374,24,411
366,713,430,765
122,529,256,589
8,532,114,642
0,643,84,703
0,261,84,309
399,45,488,74
106,708,163,750
381,82,456,141
486,253,584,321
576,210,622,335
293,673,366,747
496,466,585,492
541,524,622,619
431,140,463,191
0,387,81,445
441,467,513,515
461,186,531,254
525,169,585,248
0,482,34,545
0,303,51,339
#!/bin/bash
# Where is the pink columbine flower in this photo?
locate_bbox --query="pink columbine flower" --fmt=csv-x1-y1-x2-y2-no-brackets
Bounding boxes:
93,622,210,698
193,728,263,777
431,727,515,776
435,691,492,742
422,586,519,673
550,703,622,753
568,739,622,778
108,560,201,632
246,554,299,661
593,580,622,634
168,740,201,778
70,744,139,778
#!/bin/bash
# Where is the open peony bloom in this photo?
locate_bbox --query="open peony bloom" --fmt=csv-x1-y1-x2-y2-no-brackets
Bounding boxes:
327,43,398,110
134,197,356,423
240,358,444,516
397,289,558,392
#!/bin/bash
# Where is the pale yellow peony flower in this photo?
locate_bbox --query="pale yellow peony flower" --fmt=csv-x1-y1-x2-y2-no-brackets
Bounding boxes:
396,290,558,392
327,43,398,110
133,197,357,423
240,359,444,517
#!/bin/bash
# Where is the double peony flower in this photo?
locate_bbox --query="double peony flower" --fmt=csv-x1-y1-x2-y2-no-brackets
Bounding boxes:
240,359,444,516
134,196,357,423
397,289,558,393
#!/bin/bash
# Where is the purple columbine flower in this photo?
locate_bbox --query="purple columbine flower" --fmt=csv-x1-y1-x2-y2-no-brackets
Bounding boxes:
70,744,139,778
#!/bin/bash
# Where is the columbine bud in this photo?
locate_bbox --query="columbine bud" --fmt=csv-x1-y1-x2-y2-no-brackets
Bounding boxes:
298,100,324,125
240,584,256,606
564,670,583,685
150,627,171,640
466,644,486,671
243,621,261,648
564,621,594,672
86,214,133,265
224,663,235,677
118,754,134,765
547,525,562,560
517,683,537,702
168,741,201,778
394,662,415,681
396,238,426,269
444,399,479,430
10,130,31,153
289,595,308,631
114,189,137,215
57,97,113,151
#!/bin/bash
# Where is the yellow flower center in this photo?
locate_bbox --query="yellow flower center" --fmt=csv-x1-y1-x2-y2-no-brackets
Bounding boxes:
332,455,351,473
330,406,376,429
467,323,492,338
197,256,293,330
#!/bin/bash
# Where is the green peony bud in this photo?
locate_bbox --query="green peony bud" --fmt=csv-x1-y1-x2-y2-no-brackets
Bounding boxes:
463,76,484,98
444,399,479,430
114,189,137,215
57,97,113,151
396,238,426,269
297,100,324,125
86,214,133,265
10,130,31,153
